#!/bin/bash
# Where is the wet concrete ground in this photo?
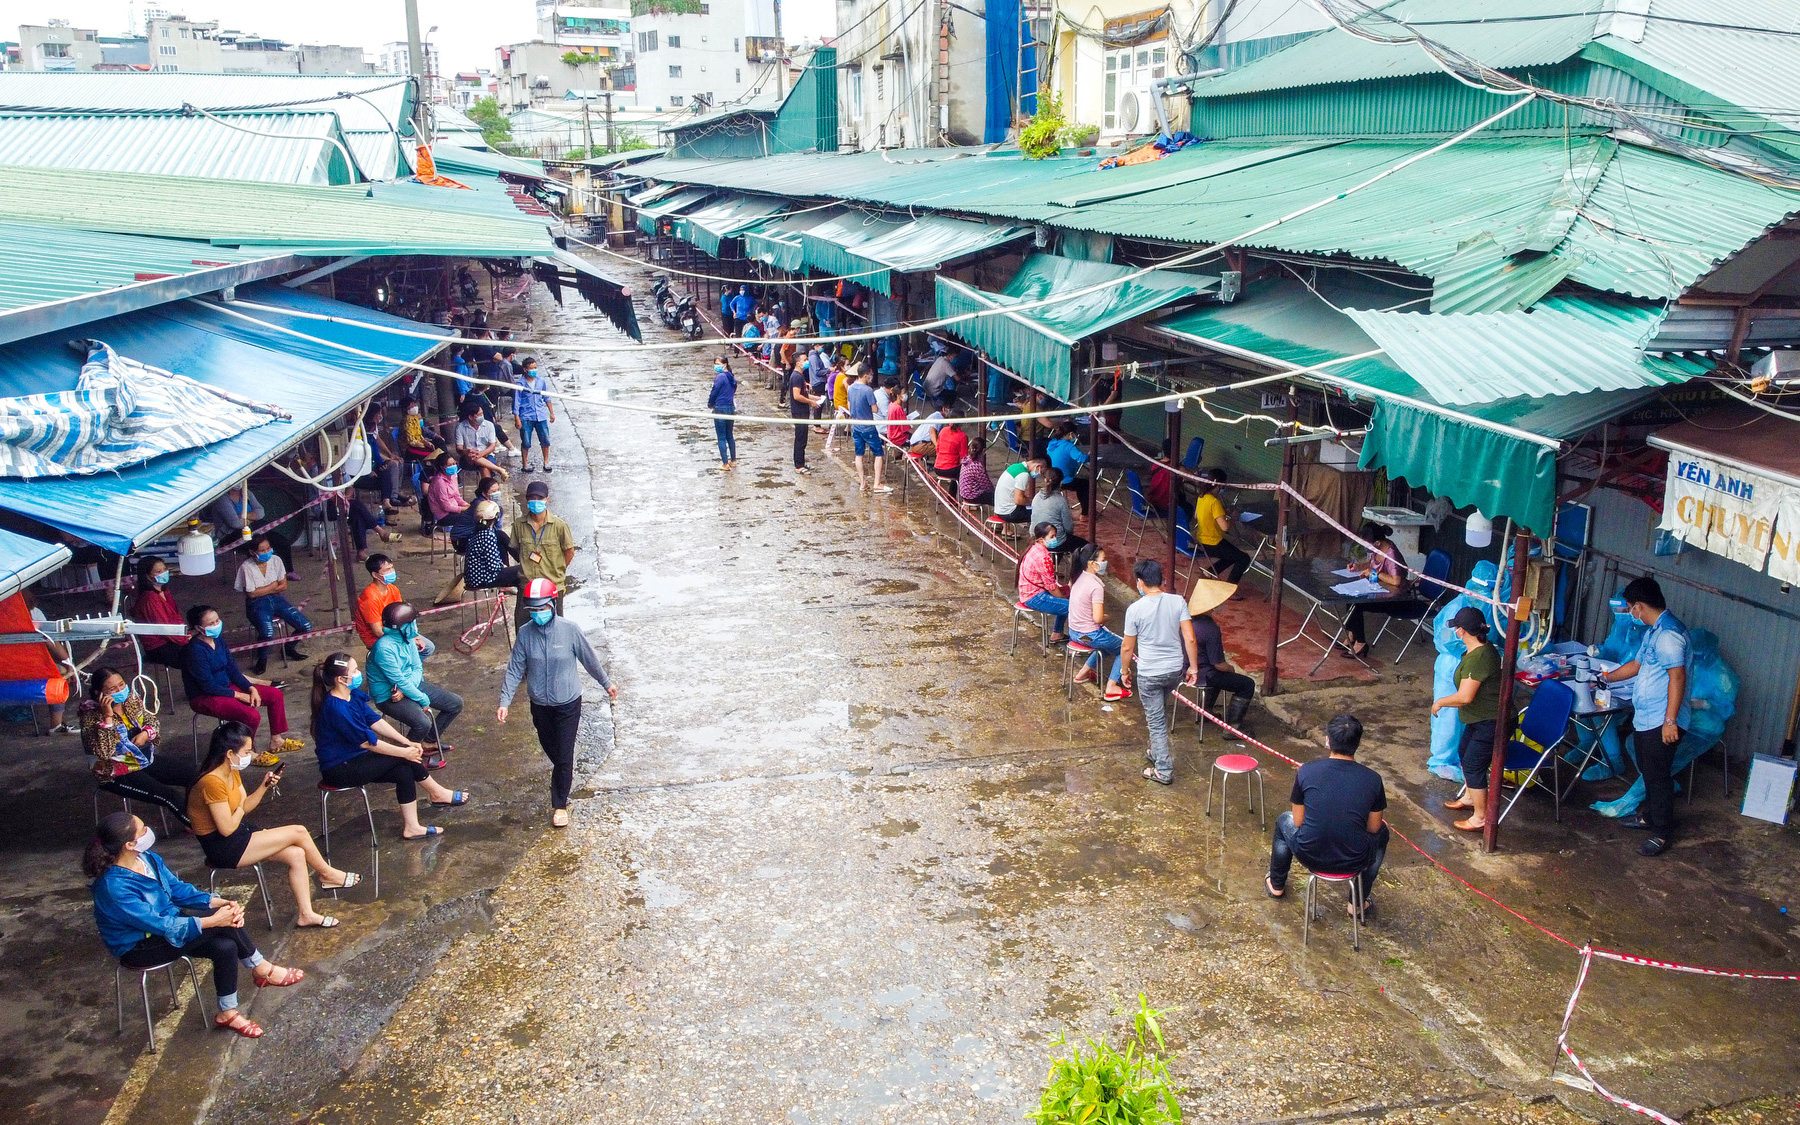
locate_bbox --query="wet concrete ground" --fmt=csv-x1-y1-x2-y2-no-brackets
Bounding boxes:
9,256,1800,1125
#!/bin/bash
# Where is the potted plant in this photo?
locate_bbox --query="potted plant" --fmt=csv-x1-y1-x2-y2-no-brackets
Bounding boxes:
1029,994,1182,1124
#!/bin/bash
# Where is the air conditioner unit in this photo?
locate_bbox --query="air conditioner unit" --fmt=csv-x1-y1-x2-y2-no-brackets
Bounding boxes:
1117,90,1144,134
841,126,860,147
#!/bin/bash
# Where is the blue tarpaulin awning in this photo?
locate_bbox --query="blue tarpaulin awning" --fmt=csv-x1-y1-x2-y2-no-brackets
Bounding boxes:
0,284,447,552
0,527,69,600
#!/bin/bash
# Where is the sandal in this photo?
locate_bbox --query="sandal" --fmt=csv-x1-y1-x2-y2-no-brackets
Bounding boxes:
1265,876,1285,899
1142,767,1173,786
551,808,570,828
297,916,340,929
431,791,470,807
216,1011,264,1038
401,826,444,840
1103,686,1132,702
319,872,361,891
253,965,305,988
1348,899,1375,921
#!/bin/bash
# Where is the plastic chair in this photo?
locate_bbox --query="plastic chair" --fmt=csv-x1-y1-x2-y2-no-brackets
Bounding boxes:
1182,436,1204,470
1124,471,1152,555
208,862,276,929
1372,548,1454,662
1062,640,1095,701
116,953,209,1049
1497,678,1576,824
1302,868,1364,951
1174,511,1210,588
1003,420,1020,454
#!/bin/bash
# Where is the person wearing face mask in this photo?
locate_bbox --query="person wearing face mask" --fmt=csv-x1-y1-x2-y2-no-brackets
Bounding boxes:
130,556,188,669
464,500,523,592
182,605,300,760
212,486,296,578
401,396,442,462
1567,590,1648,782
1426,561,1499,782
510,481,575,624
356,554,405,650
1597,577,1691,857
1067,545,1128,701
312,652,466,840
190,721,359,928
87,811,305,1038
234,534,311,676
82,666,197,825
991,455,1045,526
427,451,470,528
1120,560,1200,786
448,475,505,552
497,579,615,827
368,602,463,752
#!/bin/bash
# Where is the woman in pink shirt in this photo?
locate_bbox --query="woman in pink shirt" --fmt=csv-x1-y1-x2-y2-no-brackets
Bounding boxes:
1341,521,1424,657
426,452,469,527
1067,544,1127,700
1016,523,1069,642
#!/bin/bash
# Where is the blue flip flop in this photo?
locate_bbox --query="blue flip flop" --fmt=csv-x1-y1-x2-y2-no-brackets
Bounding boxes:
403,826,444,839
432,791,470,807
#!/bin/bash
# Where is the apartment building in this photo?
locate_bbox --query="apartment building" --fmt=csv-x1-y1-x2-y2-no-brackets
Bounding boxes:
834,0,987,149
17,22,104,71
631,0,781,114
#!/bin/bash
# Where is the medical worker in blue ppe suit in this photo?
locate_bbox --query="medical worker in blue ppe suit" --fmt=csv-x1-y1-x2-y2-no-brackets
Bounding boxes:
1568,592,1648,782
1428,560,1499,781
1593,627,1735,819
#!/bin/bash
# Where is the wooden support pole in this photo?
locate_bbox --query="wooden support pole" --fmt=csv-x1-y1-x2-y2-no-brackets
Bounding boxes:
1485,529,1533,854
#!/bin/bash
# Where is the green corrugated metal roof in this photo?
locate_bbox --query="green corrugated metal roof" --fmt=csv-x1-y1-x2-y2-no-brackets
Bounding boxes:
0,164,554,256
1557,141,1800,300
935,254,1217,400
635,187,714,234
0,111,359,185
1429,234,1574,313
800,213,1032,296
0,222,275,314
1153,276,1668,532
743,208,841,272
428,145,555,182
1344,295,1706,405
673,195,788,257
1188,0,1604,100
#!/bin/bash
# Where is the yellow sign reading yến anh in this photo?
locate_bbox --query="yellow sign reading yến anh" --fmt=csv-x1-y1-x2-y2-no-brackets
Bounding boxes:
1658,452,1783,571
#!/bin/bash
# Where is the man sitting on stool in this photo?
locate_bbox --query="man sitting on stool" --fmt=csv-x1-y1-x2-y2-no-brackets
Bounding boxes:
1188,578,1256,732
1266,713,1388,921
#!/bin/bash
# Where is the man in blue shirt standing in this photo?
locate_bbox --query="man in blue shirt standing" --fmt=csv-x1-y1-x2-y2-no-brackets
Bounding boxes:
729,286,755,336
514,357,555,473
1600,576,1691,856
846,366,889,494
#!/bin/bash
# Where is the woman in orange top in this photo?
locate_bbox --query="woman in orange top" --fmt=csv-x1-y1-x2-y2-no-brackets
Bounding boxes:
189,721,360,928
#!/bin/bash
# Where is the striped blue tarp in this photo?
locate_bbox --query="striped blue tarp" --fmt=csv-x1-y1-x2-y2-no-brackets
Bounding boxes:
0,340,287,478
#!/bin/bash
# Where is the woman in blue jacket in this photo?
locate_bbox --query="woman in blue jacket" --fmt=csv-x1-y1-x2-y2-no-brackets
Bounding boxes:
86,811,303,1038
708,356,738,470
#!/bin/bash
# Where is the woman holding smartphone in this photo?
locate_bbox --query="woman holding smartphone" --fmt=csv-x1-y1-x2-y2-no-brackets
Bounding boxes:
188,721,360,928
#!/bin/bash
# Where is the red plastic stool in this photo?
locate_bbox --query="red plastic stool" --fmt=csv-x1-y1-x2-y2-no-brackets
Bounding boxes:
1302,868,1364,951
1205,753,1265,841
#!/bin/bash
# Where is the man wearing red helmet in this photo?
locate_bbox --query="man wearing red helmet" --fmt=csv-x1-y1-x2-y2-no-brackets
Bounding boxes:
497,580,615,827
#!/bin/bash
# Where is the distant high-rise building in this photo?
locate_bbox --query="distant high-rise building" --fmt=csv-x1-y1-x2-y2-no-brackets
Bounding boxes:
377,40,443,101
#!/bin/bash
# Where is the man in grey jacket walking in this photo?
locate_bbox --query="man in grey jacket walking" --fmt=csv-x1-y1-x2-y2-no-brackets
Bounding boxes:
497,579,616,827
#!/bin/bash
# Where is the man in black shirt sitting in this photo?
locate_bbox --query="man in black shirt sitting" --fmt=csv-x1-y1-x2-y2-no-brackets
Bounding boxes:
1266,713,1389,919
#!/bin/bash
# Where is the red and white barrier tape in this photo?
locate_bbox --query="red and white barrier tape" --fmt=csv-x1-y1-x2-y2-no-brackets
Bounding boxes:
1556,948,1682,1125
887,438,1022,564
226,593,498,653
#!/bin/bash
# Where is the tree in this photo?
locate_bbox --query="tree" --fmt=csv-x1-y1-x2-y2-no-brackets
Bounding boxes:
467,96,512,150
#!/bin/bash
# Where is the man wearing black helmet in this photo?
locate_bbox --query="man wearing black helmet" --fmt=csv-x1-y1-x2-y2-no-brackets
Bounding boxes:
497,579,615,827
366,601,464,755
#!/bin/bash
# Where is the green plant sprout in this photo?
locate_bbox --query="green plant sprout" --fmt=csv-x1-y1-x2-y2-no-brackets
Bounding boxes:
1028,994,1182,1124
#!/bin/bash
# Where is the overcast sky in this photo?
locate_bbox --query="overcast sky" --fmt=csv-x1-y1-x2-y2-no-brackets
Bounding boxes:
1,0,836,75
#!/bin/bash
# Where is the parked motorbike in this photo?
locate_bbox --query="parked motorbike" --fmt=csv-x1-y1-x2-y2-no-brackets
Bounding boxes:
650,275,680,329
675,293,702,339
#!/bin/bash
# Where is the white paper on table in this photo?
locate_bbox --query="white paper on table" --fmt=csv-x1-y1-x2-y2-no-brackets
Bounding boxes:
1330,567,1362,578
1741,754,1796,825
1331,578,1386,597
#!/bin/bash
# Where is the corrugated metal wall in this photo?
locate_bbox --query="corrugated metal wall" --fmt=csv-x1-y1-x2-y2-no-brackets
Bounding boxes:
1582,488,1800,762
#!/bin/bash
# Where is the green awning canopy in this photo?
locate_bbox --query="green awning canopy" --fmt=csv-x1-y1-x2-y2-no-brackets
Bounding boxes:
799,212,1032,295
1343,294,1707,406
636,186,712,234
672,194,788,256
743,208,841,273
1153,277,1686,534
936,253,1217,401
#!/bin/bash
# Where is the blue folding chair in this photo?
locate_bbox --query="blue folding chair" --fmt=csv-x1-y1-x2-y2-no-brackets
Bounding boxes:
1003,419,1020,454
1125,471,1155,554
1374,548,1454,663
1174,510,1208,588
1182,437,1204,471
1498,678,1576,824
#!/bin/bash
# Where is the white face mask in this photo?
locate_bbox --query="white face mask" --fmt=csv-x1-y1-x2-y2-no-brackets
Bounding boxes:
130,826,157,854
230,750,254,772
1095,560,1108,576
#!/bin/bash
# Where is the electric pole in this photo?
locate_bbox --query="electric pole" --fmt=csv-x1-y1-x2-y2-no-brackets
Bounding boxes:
404,0,431,141
603,88,616,152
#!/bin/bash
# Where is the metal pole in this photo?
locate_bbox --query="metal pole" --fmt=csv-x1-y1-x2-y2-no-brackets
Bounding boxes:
976,355,988,456
1084,359,1100,546
1263,389,1296,696
1165,401,1180,587
1485,530,1533,853
604,89,616,153
403,0,430,140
